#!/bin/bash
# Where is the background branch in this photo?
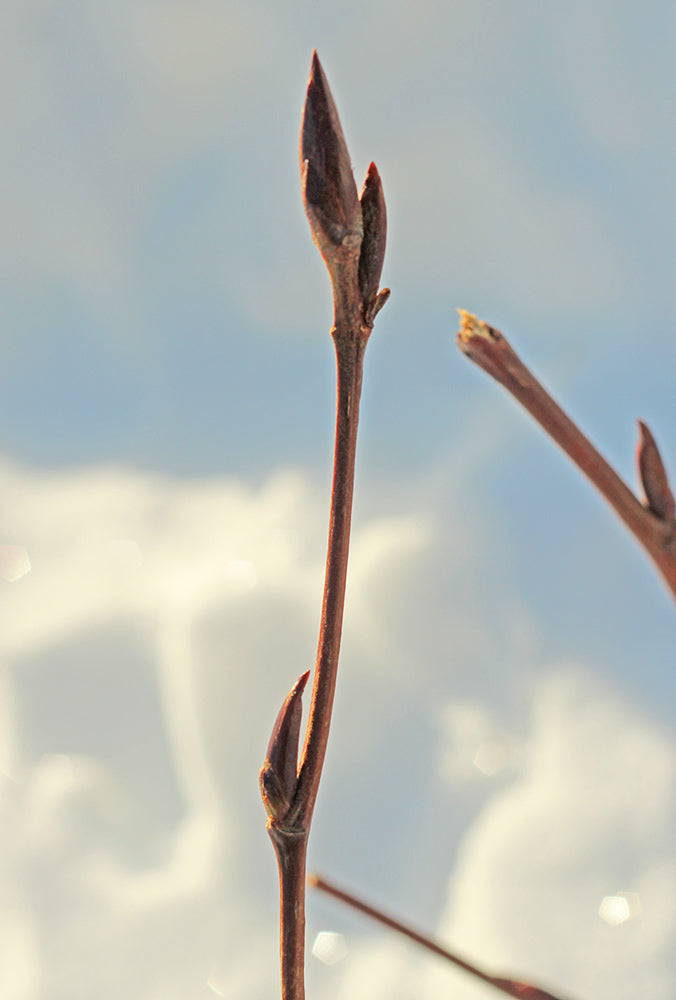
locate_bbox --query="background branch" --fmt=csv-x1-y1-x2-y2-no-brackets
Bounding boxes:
309,872,576,1000
456,311,676,601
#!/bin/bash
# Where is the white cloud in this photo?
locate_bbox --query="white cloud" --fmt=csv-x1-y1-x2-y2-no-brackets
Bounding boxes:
0,446,671,1000
427,668,676,1000
312,667,675,1000
0,457,442,998
437,699,523,782
312,938,428,1000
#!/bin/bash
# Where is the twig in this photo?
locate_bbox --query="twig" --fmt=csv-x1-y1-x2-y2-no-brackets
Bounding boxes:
260,52,389,1000
309,872,577,1000
456,311,676,602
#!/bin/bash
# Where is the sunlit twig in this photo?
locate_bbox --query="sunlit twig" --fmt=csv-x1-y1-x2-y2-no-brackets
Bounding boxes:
309,872,577,1000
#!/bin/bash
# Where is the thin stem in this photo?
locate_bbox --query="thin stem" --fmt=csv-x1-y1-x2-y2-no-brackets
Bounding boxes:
309,873,575,1000
456,312,676,602
262,53,388,1000
268,328,367,1000
292,330,366,828
271,830,308,1000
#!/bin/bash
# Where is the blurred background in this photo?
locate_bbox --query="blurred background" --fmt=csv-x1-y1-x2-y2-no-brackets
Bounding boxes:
0,2,674,998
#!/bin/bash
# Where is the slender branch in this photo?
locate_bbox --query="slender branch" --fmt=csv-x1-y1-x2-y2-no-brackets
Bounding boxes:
272,830,308,1000
291,331,367,829
456,311,676,602
260,52,389,1000
309,872,577,1000
267,331,367,1000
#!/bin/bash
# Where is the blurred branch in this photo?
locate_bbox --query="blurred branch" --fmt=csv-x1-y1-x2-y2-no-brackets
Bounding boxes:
259,52,389,1000
456,311,676,602
309,872,577,1000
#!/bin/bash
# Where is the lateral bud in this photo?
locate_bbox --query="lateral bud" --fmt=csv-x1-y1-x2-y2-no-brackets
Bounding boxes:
358,162,388,322
636,420,675,522
259,670,310,822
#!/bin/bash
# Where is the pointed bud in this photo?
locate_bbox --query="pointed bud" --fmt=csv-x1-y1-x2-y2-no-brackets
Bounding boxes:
300,52,362,263
636,420,675,522
358,162,388,314
259,671,310,822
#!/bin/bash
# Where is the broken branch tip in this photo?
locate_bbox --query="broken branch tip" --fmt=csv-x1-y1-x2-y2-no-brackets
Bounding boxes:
456,309,494,343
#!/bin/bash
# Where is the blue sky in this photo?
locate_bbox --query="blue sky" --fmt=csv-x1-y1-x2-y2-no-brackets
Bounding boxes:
4,1,676,475
0,3,674,999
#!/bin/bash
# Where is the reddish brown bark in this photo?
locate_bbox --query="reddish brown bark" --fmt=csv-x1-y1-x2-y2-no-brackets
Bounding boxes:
260,52,389,1000
456,312,676,602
